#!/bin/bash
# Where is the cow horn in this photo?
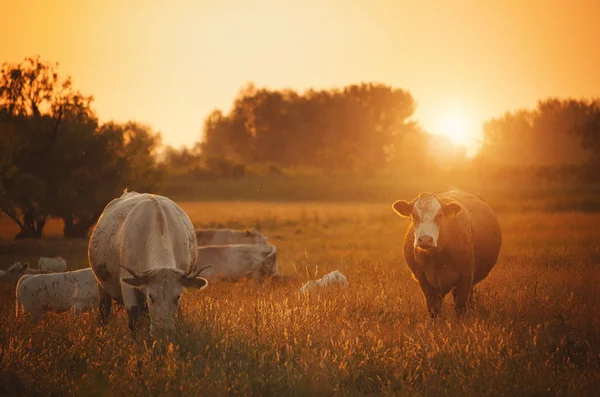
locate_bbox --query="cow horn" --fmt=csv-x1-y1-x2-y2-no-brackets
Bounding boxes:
120,265,144,279
184,265,212,280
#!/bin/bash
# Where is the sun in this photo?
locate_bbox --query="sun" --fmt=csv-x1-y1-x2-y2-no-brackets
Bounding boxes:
425,105,482,158
440,112,470,146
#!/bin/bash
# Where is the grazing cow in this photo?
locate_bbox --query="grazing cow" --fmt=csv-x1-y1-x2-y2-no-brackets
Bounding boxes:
195,244,279,281
89,191,208,335
195,228,269,246
392,187,502,317
15,268,98,322
0,262,41,285
300,270,348,294
39,256,68,273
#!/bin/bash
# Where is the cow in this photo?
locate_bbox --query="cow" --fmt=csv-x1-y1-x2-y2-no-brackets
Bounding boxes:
300,270,348,294
39,256,68,273
88,191,209,335
195,243,279,281
392,187,502,317
15,268,98,322
0,262,41,285
195,228,269,246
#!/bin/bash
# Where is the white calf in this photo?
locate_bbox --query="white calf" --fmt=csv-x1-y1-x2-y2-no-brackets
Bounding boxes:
300,270,348,294
39,256,68,273
16,268,98,321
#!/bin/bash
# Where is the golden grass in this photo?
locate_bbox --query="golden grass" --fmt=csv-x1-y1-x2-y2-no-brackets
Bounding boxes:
0,203,599,396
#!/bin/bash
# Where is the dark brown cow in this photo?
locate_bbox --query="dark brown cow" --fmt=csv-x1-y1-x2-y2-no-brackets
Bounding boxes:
392,187,502,317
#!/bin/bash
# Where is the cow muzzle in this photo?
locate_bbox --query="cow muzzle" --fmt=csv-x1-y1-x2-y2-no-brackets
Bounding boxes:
149,320,175,337
416,235,436,249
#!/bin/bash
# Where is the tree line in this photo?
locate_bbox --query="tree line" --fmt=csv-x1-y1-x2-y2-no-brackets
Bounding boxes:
165,82,437,178
166,85,600,181
1,56,599,239
477,99,600,180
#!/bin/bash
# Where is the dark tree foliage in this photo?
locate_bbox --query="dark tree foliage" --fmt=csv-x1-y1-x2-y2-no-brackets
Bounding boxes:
0,57,165,239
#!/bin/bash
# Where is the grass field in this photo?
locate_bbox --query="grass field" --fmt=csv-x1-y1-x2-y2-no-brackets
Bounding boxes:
1,201,599,396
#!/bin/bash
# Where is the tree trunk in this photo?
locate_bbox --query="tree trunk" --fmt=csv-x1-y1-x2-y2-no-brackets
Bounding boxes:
62,214,99,239
14,211,46,239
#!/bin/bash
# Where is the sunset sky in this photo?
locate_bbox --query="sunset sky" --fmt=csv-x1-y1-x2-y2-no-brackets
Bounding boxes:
2,0,599,153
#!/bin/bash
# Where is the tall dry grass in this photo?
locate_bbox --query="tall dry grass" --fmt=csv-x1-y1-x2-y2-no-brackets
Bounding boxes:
0,203,599,396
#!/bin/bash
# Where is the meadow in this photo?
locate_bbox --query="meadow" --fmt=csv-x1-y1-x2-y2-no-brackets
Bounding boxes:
0,201,599,396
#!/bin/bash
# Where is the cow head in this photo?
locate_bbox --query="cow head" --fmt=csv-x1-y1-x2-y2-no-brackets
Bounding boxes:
120,265,210,335
244,228,269,244
392,193,462,251
0,262,29,285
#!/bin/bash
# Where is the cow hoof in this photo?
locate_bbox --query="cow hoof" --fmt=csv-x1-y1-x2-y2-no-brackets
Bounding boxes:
455,306,468,316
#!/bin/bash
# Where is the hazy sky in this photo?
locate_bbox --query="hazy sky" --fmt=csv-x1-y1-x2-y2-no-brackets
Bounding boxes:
2,0,599,151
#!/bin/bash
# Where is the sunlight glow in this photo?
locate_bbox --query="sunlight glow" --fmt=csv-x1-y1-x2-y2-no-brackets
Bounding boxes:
426,105,482,158
441,113,469,145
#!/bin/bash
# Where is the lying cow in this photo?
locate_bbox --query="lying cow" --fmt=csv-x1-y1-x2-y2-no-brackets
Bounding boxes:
195,244,279,281
89,191,208,335
195,228,269,246
392,187,502,317
39,256,68,273
0,262,41,285
300,270,348,294
15,268,98,322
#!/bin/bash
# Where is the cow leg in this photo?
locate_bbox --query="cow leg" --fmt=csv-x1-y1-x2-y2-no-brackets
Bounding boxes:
452,287,474,305
127,306,141,332
418,274,443,318
425,289,443,318
454,273,474,315
122,284,142,333
97,284,112,325
135,288,149,315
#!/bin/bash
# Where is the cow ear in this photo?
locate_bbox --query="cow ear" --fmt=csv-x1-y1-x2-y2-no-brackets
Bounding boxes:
443,202,462,216
182,276,208,290
121,277,149,287
392,200,413,217
22,262,29,270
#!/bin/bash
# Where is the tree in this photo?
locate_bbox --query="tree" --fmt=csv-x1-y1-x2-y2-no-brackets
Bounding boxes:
0,56,166,239
477,99,594,168
571,100,600,180
52,121,167,238
0,56,92,238
197,82,420,173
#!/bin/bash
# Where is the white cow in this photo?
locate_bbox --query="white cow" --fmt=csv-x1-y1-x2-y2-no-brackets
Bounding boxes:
195,244,279,281
89,191,208,335
300,270,348,294
0,262,41,285
195,228,269,246
39,256,68,273
15,268,98,321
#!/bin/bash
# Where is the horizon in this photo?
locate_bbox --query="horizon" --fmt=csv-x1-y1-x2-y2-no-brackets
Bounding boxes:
2,0,600,154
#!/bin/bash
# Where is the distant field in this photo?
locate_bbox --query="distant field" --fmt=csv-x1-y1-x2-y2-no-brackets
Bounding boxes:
1,202,599,396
